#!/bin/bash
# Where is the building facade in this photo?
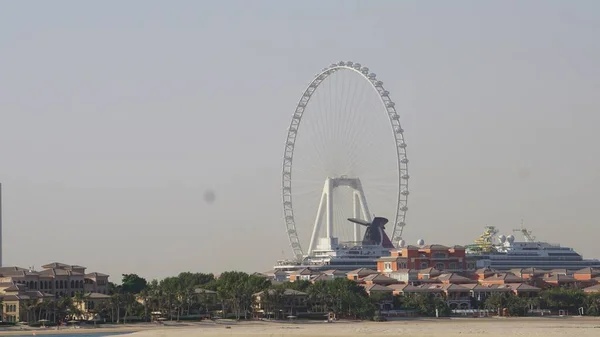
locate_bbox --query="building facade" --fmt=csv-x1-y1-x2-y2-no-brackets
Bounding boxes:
377,245,471,273
0,262,110,323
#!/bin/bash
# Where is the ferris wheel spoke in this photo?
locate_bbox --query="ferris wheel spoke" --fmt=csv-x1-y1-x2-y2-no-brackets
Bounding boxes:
341,82,371,172
347,104,389,174
333,72,361,154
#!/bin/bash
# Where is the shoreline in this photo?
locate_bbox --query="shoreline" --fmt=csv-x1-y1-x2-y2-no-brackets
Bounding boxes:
1,317,599,336
0,327,143,336
0,323,173,336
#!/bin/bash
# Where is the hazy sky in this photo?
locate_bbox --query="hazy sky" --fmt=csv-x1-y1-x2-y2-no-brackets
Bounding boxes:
1,1,599,280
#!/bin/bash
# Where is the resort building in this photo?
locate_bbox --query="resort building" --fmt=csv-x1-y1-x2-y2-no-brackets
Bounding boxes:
0,262,110,323
253,289,308,319
0,263,109,296
376,245,473,274
73,292,112,320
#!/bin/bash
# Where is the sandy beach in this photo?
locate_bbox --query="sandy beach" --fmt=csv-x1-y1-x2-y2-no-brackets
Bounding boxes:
0,322,159,336
1,318,599,337
124,318,600,337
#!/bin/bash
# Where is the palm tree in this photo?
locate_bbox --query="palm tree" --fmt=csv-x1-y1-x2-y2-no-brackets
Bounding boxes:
35,300,48,324
138,288,150,321
308,281,328,313
56,296,74,323
526,296,541,312
73,292,88,320
95,300,110,322
585,293,600,316
45,298,57,322
110,293,122,323
260,289,284,319
162,287,176,320
122,293,137,324
24,299,37,323
173,290,185,321
195,289,216,318
184,287,195,316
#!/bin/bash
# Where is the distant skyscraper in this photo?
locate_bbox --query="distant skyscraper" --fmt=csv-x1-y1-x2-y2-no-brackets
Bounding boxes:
0,183,3,267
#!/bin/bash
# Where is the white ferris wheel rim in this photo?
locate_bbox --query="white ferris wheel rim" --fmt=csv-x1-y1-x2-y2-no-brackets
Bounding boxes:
281,61,409,260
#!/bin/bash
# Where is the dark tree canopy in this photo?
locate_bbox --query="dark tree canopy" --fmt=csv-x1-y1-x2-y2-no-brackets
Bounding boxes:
121,274,148,294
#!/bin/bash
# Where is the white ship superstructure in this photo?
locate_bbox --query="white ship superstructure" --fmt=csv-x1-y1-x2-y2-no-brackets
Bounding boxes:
466,226,600,271
274,217,396,274
274,238,391,273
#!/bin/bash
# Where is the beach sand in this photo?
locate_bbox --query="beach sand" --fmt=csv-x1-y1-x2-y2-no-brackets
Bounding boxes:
2,318,599,337
0,323,155,336
125,318,600,337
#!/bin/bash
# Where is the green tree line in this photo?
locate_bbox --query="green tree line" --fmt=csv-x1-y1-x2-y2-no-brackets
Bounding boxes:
9,270,600,324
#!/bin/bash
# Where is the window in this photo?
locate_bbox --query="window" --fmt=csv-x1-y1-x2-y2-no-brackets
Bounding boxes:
449,263,457,270
435,263,445,270
432,253,447,259
420,262,428,269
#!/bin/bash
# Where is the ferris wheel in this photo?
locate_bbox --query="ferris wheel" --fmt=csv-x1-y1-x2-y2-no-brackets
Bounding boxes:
282,61,409,260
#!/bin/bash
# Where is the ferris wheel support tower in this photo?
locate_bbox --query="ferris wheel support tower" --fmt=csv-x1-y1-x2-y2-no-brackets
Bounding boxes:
307,177,372,255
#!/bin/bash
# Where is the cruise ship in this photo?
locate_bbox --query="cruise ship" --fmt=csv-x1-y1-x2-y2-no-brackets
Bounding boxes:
465,226,600,271
273,217,395,274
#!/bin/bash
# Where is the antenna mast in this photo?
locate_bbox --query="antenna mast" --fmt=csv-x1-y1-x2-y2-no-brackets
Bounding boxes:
513,219,536,242
0,183,3,267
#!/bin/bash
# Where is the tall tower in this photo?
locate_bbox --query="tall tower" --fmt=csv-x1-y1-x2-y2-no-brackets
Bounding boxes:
0,183,3,267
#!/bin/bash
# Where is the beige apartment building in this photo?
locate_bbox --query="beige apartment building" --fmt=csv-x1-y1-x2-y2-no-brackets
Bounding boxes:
0,262,110,322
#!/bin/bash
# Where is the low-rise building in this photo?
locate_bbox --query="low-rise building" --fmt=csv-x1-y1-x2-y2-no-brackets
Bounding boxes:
377,245,469,274
0,262,110,323
253,289,308,318
479,272,526,286
288,268,321,282
346,268,378,281
73,292,112,320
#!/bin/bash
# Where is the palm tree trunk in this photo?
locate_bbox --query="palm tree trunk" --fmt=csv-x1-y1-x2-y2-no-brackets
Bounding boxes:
144,299,148,322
